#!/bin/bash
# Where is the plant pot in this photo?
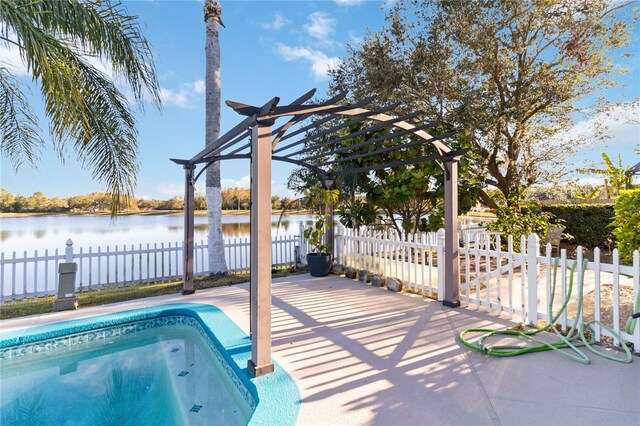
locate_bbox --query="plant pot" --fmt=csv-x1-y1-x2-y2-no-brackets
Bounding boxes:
307,253,332,277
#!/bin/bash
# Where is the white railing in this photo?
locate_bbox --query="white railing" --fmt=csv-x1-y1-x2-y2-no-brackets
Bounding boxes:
1,235,299,302
335,225,640,352
335,226,443,299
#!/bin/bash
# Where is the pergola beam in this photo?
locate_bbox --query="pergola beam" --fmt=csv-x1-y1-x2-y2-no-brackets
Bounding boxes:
281,111,425,159
308,124,447,166
272,101,403,153
189,114,255,163
271,91,348,148
331,152,442,177
260,96,376,120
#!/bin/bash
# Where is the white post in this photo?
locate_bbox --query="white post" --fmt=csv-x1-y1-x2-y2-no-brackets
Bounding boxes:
526,233,540,326
298,220,306,265
437,229,445,301
65,239,73,262
633,250,640,352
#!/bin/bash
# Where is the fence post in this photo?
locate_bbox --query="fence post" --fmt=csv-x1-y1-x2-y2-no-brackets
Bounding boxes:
298,220,307,265
65,239,74,262
526,233,540,326
437,229,445,301
334,225,341,265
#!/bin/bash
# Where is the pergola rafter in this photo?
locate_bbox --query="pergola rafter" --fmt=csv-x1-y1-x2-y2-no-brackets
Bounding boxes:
171,89,464,378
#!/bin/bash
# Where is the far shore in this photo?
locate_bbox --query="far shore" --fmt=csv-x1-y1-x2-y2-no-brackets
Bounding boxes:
0,210,494,219
0,209,312,218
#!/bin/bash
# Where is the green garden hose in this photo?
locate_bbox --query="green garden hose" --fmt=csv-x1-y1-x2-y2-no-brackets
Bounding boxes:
624,288,640,335
459,258,634,364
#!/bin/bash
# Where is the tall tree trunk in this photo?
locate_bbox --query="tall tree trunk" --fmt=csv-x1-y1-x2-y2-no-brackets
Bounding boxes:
204,0,227,274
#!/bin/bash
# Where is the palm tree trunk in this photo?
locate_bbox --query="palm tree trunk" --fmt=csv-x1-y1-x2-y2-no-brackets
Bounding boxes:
204,0,227,274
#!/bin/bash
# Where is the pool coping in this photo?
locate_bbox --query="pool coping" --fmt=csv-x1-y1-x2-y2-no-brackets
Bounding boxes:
0,303,301,426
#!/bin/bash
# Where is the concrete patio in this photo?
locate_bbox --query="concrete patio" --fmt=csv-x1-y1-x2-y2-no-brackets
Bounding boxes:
2,274,638,425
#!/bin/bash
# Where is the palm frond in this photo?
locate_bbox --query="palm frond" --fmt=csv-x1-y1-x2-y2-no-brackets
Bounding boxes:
0,67,44,169
1,0,161,214
4,0,160,107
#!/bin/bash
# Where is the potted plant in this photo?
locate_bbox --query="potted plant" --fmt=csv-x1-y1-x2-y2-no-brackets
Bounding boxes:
302,185,339,277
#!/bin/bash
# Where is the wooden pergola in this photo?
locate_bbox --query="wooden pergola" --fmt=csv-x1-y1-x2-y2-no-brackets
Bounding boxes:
171,89,466,377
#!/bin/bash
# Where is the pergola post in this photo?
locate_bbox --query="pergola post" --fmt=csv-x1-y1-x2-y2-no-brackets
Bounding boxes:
324,177,335,256
182,164,196,295
443,158,460,308
248,123,275,377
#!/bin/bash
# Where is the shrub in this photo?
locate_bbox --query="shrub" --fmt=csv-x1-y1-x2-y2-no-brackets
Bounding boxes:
487,194,562,251
611,189,640,265
541,204,615,248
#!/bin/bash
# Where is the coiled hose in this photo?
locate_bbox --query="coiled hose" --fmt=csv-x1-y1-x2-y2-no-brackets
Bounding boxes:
459,258,635,364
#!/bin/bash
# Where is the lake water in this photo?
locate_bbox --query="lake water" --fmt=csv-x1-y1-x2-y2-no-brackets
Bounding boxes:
0,214,314,255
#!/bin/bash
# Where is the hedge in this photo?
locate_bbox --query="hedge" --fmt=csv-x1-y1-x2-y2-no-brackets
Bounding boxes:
612,190,640,265
540,204,615,248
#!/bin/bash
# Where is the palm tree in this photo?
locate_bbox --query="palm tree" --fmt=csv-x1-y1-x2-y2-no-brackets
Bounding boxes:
0,0,160,213
578,152,631,199
204,0,227,274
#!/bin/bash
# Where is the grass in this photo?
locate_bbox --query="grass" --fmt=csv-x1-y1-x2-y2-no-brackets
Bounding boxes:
0,269,302,320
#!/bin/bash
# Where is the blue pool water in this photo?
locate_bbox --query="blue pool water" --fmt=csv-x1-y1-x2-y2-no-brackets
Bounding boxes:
0,304,300,426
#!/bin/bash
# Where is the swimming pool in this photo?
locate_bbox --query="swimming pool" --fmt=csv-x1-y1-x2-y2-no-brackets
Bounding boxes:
0,303,300,425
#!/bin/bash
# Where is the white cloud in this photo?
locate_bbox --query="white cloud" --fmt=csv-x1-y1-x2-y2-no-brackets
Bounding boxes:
575,177,605,186
566,100,639,146
271,181,297,199
154,183,184,198
192,79,205,94
261,13,291,30
304,12,336,45
557,99,640,150
0,43,29,76
334,0,366,6
221,175,251,189
0,27,28,76
274,43,339,80
348,31,364,45
160,80,205,108
563,100,640,170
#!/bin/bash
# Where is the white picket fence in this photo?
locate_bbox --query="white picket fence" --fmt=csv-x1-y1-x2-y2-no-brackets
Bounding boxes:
335,226,444,298
1,235,299,302
336,226,640,352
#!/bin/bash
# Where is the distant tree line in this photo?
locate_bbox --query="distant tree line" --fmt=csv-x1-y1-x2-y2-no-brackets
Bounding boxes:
0,188,302,213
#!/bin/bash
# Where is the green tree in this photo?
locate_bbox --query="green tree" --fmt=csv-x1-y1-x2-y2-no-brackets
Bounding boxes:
11,194,28,212
271,195,282,210
47,196,68,212
486,191,565,251
302,184,340,254
288,122,479,237
0,0,160,213
0,189,15,212
194,194,207,210
67,194,93,212
158,196,183,211
27,191,48,212
330,0,634,207
578,152,634,198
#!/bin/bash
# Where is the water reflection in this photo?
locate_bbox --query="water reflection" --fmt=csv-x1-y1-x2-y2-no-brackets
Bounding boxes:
0,214,315,254
164,221,311,238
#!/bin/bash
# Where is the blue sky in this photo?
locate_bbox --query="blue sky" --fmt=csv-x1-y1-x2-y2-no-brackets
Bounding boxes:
1,0,638,200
